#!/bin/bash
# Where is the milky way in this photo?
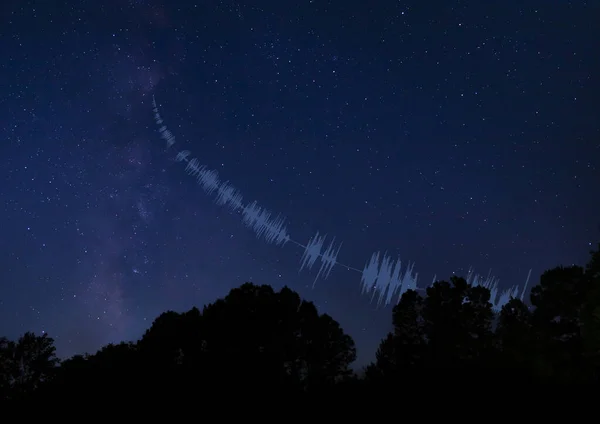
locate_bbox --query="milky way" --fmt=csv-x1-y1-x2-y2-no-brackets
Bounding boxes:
1,1,598,366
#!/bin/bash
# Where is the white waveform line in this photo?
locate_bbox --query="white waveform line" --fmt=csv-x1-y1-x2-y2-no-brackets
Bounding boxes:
152,96,176,149
465,267,531,312
175,147,350,285
520,268,532,301
298,232,343,287
151,96,533,311
177,153,244,210
216,182,245,210
360,251,419,307
289,239,362,272
242,201,290,246
174,150,292,246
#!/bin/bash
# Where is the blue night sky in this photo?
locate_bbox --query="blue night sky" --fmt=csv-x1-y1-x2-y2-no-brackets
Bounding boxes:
1,0,598,367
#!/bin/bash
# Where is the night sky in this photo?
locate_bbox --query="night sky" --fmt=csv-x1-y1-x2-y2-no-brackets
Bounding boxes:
1,0,599,367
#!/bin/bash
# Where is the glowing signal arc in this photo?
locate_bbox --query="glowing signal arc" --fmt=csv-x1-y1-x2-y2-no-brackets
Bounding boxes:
241,201,290,246
151,95,532,312
299,232,343,287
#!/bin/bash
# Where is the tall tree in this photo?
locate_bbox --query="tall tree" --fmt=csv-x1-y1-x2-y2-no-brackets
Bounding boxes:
495,298,534,379
138,283,356,394
200,283,356,392
0,332,59,399
529,265,590,381
366,289,425,383
0,336,13,399
368,277,496,384
582,244,600,378
422,277,495,369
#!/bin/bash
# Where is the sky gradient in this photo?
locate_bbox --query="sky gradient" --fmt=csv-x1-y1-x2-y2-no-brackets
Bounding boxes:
1,0,598,367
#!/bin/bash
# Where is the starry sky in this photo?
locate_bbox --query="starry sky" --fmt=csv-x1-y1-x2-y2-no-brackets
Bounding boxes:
1,0,599,367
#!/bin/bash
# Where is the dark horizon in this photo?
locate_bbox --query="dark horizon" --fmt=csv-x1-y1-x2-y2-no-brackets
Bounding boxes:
3,246,600,406
1,0,598,369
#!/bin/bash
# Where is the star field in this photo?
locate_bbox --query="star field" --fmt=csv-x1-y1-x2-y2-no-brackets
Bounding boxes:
1,0,598,367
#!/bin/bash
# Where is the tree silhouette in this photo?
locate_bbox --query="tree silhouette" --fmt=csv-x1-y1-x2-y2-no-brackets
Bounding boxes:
494,297,535,380
138,283,356,396
5,245,600,406
365,289,425,383
525,244,600,382
367,244,600,386
422,277,495,367
368,277,497,386
582,243,600,377
0,336,12,399
0,332,59,400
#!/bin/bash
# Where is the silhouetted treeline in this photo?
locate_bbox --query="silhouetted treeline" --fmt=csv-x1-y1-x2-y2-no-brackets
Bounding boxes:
2,244,600,406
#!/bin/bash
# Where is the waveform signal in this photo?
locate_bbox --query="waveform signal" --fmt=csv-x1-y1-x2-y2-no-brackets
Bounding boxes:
373,253,402,306
184,157,201,175
175,150,191,163
361,251,380,295
152,101,164,125
300,232,326,273
151,96,165,128
316,236,342,287
150,96,534,312
178,153,242,207
520,268,532,301
497,286,519,311
361,252,419,306
466,268,523,312
398,261,418,300
215,181,244,211
299,232,342,287
161,127,176,148
152,96,175,148
241,201,290,247
196,165,221,196
153,110,163,125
